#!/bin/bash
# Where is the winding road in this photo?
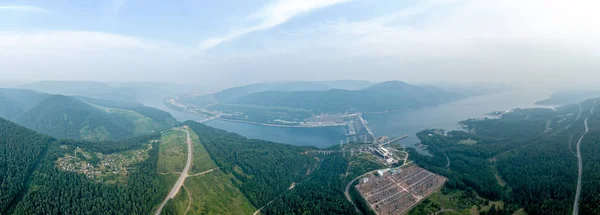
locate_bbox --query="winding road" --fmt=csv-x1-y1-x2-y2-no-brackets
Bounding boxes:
156,128,193,215
573,101,596,215
344,170,379,214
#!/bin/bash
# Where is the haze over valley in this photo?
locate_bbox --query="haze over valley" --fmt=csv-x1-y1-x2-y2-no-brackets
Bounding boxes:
2,0,600,215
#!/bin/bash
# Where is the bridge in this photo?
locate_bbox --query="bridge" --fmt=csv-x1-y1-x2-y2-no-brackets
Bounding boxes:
379,135,409,147
197,116,218,123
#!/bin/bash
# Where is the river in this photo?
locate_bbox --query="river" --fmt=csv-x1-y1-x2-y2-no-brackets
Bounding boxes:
147,90,553,150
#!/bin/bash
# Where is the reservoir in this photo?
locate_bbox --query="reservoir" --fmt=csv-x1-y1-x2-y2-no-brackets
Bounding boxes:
153,90,553,150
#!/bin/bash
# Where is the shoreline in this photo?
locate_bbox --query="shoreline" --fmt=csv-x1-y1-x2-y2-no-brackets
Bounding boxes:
216,118,348,128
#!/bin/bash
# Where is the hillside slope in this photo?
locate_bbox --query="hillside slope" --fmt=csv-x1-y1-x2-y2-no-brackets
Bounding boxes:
2,124,169,215
0,118,54,214
233,81,462,113
15,95,135,141
180,80,373,106
0,89,178,141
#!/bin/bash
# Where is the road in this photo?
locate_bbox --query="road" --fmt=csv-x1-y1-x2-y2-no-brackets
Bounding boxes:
252,182,298,215
156,128,193,215
573,101,595,215
344,169,380,214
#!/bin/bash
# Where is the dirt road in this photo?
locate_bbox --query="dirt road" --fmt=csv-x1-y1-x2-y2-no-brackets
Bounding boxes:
156,128,193,215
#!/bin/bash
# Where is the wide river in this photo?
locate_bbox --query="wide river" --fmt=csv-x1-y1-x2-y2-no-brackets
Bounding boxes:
149,90,553,150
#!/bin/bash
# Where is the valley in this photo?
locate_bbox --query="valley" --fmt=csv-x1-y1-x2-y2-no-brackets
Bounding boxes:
1,81,599,215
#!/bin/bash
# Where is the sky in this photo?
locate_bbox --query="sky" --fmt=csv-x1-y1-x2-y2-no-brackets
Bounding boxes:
1,0,599,89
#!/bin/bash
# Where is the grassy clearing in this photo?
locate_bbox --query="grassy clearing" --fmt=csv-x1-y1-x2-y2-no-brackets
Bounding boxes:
458,139,478,145
488,157,507,187
158,129,188,174
409,188,507,215
182,170,256,215
170,184,191,215
189,130,217,174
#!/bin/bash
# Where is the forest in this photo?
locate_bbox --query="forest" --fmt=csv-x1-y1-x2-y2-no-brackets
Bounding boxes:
0,116,169,214
411,100,600,215
0,118,54,214
185,121,316,207
185,121,383,214
0,88,177,141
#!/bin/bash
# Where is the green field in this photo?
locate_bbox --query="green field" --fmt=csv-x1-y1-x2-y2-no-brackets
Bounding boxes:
409,188,507,215
157,129,188,174
173,170,256,215
162,128,256,215
189,130,217,174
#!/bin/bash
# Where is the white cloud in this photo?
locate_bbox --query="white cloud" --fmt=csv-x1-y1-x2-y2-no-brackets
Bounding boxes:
0,31,204,82
199,0,351,50
1,0,600,88
200,0,600,86
0,5,48,13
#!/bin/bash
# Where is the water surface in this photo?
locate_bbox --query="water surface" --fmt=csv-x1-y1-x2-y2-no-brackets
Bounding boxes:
148,90,553,150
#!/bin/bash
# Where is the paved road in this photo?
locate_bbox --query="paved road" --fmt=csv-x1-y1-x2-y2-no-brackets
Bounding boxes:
573,104,596,215
344,170,379,213
156,128,193,215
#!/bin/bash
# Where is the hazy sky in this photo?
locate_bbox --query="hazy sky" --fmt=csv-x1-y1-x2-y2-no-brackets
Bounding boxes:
1,0,599,88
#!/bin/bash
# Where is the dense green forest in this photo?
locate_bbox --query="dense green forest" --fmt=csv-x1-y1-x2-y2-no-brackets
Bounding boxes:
16,95,136,140
0,116,169,214
185,121,381,214
231,81,463,113
12,140,167,214
263,154,357,215
185,121,315,207
0,118,54,214
0,88,177,141
411,100,600,215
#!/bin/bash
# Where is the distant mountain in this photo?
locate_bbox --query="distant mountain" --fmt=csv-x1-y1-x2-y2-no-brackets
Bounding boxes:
181,80,373,106
232,81,463,113
0,88,49,118
18,81,130,100
316,80,373,90
536,90,600,105
18,81,203,103
0,88,178,141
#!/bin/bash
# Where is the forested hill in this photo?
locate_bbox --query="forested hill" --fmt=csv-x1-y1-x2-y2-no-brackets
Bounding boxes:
410,98,600,214
0,88,178,141
179,80,374,107
0,118,54,214
232,81,463,113
15,95,136,141
0,116,168,214
184,120,315,206
184,121,360,214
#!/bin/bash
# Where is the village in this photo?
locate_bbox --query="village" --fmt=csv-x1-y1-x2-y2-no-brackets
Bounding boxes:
55,144,153,183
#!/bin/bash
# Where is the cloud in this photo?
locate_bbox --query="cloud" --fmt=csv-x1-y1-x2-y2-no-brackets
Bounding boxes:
0,5,48,13
1,0,600,88
199,0,351,50
199,0,600,86
112,0,126,14
0,31,203,82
